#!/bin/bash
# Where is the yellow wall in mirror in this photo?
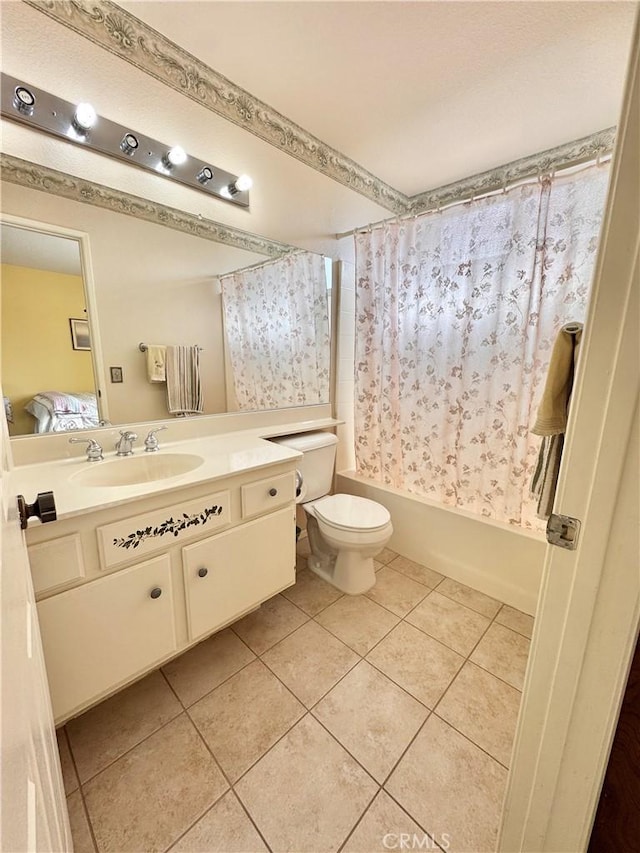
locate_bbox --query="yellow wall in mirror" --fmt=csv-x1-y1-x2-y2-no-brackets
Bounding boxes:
1,264,95,435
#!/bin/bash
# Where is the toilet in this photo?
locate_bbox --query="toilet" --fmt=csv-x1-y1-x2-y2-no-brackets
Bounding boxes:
271,432,393,595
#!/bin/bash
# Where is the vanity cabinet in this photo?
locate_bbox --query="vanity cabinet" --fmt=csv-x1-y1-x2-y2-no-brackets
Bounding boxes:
183,506,294,641
27,460,297,723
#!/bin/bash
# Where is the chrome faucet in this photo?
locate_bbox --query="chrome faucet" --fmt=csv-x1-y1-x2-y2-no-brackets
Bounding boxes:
115,430,138,457
144,425,168,452
69,436,104,462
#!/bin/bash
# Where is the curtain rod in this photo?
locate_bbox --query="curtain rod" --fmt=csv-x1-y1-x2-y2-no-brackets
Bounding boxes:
217,248,304,280
336,143,614,241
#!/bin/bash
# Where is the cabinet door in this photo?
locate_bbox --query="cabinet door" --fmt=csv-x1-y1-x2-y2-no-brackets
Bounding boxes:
183,506,296,641
37,555,176,722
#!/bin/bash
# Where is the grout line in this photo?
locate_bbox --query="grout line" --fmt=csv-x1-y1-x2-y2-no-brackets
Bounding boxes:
430,710,512,772
61,726,101,853
382,785,447,853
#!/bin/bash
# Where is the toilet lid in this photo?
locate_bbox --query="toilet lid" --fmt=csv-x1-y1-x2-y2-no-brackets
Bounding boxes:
313,494,391,531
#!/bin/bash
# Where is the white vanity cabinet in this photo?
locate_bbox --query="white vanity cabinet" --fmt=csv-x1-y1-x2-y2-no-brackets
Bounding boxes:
26,459,297,724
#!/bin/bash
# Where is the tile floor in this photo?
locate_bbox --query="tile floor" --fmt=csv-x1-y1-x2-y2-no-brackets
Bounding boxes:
59,543,534,853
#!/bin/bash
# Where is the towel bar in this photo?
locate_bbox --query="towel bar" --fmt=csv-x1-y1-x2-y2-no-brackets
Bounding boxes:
139,342,203,352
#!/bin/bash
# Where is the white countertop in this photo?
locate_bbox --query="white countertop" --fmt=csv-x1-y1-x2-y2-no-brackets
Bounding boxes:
10,429,310,521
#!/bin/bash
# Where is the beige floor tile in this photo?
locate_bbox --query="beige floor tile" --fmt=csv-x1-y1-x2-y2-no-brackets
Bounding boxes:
367,622,463,708
315,595,399,655
406,592,491,656
83,714,228,853
232,594,309,655
436,662,522,766
365,567,429,617
373,559,384,572
67,790,96,853
342,790,426,853
386,715,507,853
236,715,377,852
470,623,531,690
163,628,255,707
437,577,502,618
189,659,305,781
56,728,78,795
262,620,359,707
170,791,268,852
496,604,535,639
281,568,343,615
388,555,444,589
314,661,428,782
377,548,398,565
66,670,182,782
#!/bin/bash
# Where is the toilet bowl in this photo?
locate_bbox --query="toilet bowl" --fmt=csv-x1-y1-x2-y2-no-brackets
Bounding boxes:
304,494,393,594
270,431,393,595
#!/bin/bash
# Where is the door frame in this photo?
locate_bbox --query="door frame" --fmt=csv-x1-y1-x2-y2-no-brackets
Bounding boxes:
499,13,639,852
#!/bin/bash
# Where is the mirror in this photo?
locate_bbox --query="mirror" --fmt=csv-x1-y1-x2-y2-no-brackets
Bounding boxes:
0,182,332,438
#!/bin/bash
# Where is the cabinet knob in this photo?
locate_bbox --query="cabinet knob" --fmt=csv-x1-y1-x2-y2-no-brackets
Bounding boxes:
197,567,208,578
269,487,278,497
149,587,162,599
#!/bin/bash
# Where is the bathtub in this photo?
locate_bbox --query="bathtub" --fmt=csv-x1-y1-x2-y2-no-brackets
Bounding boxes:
336,471,545,615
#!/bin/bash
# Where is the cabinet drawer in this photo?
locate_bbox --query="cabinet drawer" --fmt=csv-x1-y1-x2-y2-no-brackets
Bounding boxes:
29,533,85,596
241,471,295,519
183,506,296,641
37,555,176,722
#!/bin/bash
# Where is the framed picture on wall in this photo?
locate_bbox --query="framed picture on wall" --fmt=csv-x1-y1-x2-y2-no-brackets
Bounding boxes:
69,317,91,351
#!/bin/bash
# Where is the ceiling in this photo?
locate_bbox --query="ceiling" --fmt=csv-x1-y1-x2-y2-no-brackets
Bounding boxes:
0,224,81,275
119,0,637,196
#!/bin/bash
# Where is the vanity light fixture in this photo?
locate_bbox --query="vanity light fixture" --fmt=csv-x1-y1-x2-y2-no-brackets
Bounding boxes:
0,73,252,208
72,102,97,134
196,166,214,185
120,133,139,156
13,85,35,116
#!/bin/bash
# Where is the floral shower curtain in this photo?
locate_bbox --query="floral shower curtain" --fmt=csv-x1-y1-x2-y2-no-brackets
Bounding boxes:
354,166,609,529
221,251,330,411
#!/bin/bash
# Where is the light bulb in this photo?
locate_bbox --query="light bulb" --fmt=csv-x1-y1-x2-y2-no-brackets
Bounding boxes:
235,174,252,192
120,133,139,156
196,166,213,185
166,145,187,166
73,103,97,131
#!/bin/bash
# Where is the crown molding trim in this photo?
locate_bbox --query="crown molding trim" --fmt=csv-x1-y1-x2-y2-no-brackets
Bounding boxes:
0,153,296,257
406,126,617,213
24,0,408,214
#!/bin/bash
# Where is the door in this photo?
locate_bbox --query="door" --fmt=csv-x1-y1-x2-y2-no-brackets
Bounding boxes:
0,401,70,851
499,15,639,853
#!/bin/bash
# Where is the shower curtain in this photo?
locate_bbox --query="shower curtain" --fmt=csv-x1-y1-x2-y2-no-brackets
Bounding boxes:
354,166,609,528
221,251,330,411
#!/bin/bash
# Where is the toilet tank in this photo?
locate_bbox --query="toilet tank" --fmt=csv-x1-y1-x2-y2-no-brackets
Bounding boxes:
270,432,338,502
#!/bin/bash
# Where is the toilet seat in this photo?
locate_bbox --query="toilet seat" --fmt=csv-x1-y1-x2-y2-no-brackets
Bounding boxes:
311,494,391,533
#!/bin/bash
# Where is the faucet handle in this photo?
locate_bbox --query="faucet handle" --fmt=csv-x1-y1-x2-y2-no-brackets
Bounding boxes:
144,425,168,452
69,436,104,462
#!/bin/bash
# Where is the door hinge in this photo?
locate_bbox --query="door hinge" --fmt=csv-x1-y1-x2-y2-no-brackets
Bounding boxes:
546,512,581,550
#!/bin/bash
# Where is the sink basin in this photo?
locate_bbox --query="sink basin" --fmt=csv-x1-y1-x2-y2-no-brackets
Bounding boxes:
71,453,205,487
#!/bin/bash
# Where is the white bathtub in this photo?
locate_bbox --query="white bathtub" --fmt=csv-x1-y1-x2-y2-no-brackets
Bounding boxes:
336,471,545,615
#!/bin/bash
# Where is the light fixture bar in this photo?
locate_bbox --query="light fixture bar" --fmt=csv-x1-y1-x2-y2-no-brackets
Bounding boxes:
0,74,251,208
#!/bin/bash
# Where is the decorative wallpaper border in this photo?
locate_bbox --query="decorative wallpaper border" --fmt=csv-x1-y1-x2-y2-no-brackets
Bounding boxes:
406,126,617,214
25,0,408,214
0,154,295,257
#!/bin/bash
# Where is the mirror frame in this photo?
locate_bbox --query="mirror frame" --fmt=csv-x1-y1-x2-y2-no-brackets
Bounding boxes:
2,213,110,433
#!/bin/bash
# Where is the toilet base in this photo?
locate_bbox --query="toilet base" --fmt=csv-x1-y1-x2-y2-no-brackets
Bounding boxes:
308,551,377,595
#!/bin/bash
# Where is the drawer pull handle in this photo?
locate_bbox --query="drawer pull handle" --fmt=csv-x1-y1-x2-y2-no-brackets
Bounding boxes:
149,587,162,599
198,567,208,578
269,488,278,497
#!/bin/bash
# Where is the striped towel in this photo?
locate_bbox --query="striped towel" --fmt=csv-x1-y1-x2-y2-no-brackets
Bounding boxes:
166,345,204,416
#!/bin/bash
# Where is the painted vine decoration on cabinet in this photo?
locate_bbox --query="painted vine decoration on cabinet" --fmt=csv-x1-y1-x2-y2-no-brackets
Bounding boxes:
113,504,224,550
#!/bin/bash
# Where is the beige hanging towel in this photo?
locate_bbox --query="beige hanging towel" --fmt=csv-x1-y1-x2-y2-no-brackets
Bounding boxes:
530,322,583,518
166,345,204,416
146,345,167,383
532,323,583,436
